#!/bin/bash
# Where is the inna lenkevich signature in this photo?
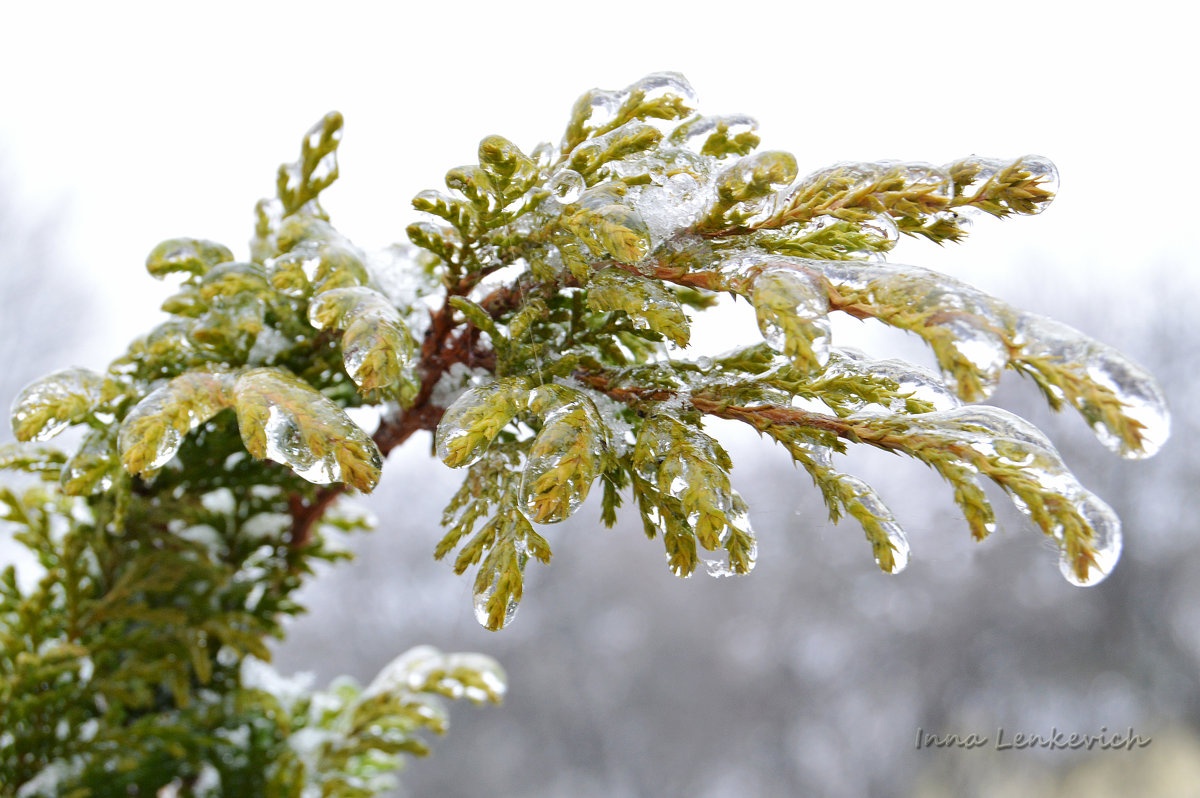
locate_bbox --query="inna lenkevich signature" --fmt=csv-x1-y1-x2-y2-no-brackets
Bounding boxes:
915,727,1152,751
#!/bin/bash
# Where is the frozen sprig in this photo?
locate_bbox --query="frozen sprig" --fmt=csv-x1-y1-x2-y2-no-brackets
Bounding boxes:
0,70,1170,796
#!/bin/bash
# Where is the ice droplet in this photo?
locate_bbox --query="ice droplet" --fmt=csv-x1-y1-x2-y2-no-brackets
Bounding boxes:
1016,315,1170,458
861,212,899,244
1059,492,1123,587
942,316,1008,396
473,580,520,629
548,169,585,204
262,405,335,484
118,373,234,475
473,543,527,630
627,172,710,248
233,369,381,490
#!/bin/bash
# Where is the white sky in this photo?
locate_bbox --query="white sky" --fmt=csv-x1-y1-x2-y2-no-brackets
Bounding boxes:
0,0,1194,364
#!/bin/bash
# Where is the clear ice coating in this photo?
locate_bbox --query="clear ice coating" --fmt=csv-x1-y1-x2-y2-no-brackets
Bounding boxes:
751,266,832,372
895,406,1123,585
232,368,382,491
839,475,910,574
473,572,521,630
365,645,506,703
786,160,952,222
435,378,528,468
1060,492,1123,586
949,155,1059,217
118,372,234,475
11,367,104,442
669,113,758,155
307,286,416,394
1014,315,1170,459
628,71,699,107
756,257,1170,457
144,237,234,280
61,428,118,496
825,348,962,414
473,539,529,630
520,391,607,524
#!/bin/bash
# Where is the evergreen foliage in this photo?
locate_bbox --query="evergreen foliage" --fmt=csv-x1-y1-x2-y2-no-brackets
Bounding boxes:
1,72,1169,794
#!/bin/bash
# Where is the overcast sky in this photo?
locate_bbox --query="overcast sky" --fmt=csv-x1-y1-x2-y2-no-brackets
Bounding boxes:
1,0,1193,365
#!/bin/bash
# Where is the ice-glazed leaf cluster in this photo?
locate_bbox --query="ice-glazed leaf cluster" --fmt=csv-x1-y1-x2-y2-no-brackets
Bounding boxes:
411,72,1168,629
2,111,498,796
0,69,1171,795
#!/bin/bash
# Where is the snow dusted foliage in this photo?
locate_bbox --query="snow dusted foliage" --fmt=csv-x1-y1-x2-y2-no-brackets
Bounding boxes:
0,73,1167,795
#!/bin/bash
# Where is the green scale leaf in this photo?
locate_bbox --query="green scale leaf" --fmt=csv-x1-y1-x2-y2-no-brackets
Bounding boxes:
10,367,105,442
118,371,235,475
520,386,609,524
232,368,383,492
309,286,419,403
586,267,690,347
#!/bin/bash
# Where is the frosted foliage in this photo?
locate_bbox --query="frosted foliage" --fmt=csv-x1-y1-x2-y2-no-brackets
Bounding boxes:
342,312,410,384
232,369,381,489
813,260,1010,398
905,406,1123,585
785,258,1170,456
367,645,506,702
11,367,103,442
118,375,232,472
307,286,401,331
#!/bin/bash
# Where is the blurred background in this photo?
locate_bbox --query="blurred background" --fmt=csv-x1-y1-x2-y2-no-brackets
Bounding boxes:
2,2,1197,796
